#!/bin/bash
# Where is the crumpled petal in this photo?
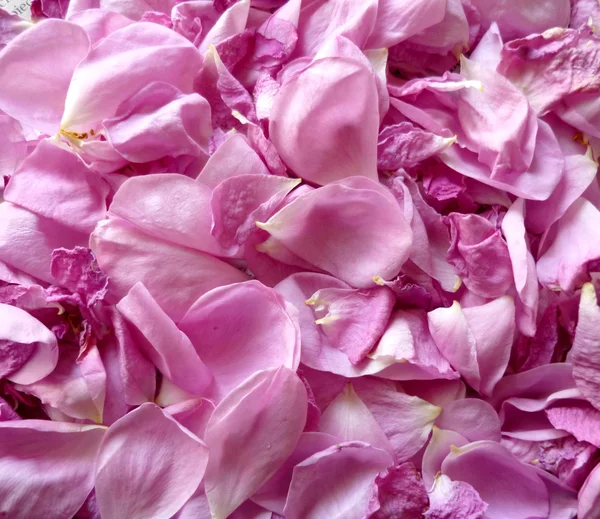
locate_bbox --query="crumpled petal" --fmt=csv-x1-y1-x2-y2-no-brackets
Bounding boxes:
179,280,301,400
428,297,515,396
203,367,307,519
0,19,90,134
282,441,393,519
425,473,489,519
546,401,600,448
0,420,105,519
269,54,379,185
0,303,58,385
95,403,209,519
258,177,412,287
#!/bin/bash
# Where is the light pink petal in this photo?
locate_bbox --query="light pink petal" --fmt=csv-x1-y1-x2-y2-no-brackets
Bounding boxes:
425,473,489,519
0,303,58,385
90,217,248,321
436,398,502,442
108,173,223,256
204,367,307,519
501,198,539,337
252,432,339,514
164,398,215,440
117,282,212,396
442,441,550,519
96,403,209,519
422,427,469,486
211,175,301,254
197,132,269,188
579,463,600,519
0,19,90,134
469,0,570,40
16,344,105,422
0,420,104,519
68,8,134,46
470,22,503,71
570,283,600,410
197,0,249,53
307,286,395,365
538,200,600,291
103,82,211,162
319,383,393,454
62,22,202,132
282,442,393,519
293,0,377,57
258,177,412,287
269,57,379,185
0,10,31,50
4,139,109,233
179,280,300,400
68,0,176,20
428,297,515,396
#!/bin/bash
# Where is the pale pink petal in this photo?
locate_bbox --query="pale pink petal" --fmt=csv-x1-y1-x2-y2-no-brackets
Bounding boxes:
204,367,307,519
258,178,412,287
117,282,212,396
469,22,503,70
0,420,104,519
425,473,489,519
90,218,248,321
68,8,134,46
0,19,89,134
96,403,208,519
282,442,393,519
197,0,249,53
436,399,502,442
179,281,300,400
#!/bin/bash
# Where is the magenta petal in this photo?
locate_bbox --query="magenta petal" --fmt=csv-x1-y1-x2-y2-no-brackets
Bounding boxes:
179,280,301,400
282,441,393,519
117,283,212,396
0,19,90,134
0,420,104,519
258,177,412,287
204,367,307,519
0,303,58,385
96,403,208,519
441,441,550,519
90,218,248,321
570,283,600,410
269,56,379,185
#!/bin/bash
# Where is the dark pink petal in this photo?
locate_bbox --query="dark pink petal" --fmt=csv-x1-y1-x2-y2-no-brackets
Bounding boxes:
117,283,212,396
4,139,109,234
282,442,393,519
204,367,307,519
258,177,412,287
442,441,550,519
269,56,379,185
0,19,89,134
0,303,58,385
90,218,248,321
0,420,104,519
103,82,212,162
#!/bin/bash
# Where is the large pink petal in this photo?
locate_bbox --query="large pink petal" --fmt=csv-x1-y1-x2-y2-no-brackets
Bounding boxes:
95,403,209,519
204,367,307,519
435,398,502,442
283,441,393,519
117,283,212,396
258,178,412,287
0,303,58,385
67,8,133,46
269,57,379,185
4,139,109,234
179,280,300,400
0,19,89,134
90,217,248,321
61,22,202,132
0,420,104,519
441,441,550,519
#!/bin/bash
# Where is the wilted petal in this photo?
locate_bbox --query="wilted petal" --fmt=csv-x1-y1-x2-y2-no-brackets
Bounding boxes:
546,401,600,448
442,441,550,519
0,420,104,519
0,19,89,134
425,473,488,519
117,283,212,396
90,218,248,321
269,56,379,185
282,442,393,519
0,303,58,385
258,177,412,287
204,367,307,519
179,281,300,400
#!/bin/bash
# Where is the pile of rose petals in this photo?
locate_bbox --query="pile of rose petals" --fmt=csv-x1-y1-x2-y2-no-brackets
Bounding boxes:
1,0,600,517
